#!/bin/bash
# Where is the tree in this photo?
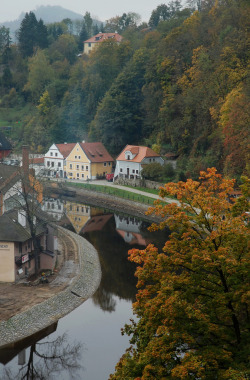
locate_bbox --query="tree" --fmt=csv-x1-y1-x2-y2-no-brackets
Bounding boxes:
141,162,164,181
24,49,54,102
17,12,48,57
111,168,250,379
83,12,93,38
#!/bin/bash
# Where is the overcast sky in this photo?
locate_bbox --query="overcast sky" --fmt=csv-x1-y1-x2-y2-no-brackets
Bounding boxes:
0,0,166,24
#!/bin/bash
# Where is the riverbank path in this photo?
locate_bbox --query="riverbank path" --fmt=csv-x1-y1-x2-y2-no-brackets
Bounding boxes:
56,178,180,206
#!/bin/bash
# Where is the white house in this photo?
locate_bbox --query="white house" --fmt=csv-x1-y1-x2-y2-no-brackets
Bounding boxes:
114,145,164,180
44,143,76,178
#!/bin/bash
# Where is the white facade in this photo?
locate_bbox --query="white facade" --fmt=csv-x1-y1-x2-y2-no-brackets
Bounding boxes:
114,155,164,179
44,144,65,178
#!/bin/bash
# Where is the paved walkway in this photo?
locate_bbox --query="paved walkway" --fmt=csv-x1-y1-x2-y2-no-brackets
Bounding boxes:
55,178,180,206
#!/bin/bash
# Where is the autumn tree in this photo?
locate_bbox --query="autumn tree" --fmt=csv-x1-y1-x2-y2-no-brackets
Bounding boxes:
111,168,250,379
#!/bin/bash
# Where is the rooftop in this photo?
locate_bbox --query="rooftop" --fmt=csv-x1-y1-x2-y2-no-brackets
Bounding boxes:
116,145,161,163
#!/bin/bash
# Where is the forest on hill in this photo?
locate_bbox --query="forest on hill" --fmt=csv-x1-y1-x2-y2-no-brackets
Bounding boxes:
0,0,249,181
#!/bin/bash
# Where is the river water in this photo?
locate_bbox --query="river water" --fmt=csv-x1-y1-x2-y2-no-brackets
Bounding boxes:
0,199,168,380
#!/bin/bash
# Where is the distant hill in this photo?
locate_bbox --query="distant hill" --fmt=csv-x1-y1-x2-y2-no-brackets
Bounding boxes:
0,5,101,41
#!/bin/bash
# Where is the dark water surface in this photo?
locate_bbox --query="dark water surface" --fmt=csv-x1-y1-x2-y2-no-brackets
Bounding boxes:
0,201,168,380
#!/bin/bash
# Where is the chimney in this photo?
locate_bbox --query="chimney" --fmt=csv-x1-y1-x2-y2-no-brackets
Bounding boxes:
22,145,29,176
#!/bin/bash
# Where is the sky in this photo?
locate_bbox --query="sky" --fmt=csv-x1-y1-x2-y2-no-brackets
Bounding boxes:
0,0,166,24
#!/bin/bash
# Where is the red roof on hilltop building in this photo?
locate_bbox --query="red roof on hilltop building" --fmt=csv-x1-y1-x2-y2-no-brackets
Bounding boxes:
84,32,123,44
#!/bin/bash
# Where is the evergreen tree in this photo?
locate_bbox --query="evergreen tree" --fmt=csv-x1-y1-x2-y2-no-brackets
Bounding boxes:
17,12,48,57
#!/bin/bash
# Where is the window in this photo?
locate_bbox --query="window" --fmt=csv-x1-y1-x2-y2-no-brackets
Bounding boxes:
58,204,61,210
81,165,84,170
127,155,130,160
52,203,54,209
136,170,138,174
76,165,79,170
82,174,84,178
19,242,22,253
104,162,107,167
82,207,84,212
77,206,79,212
78,156,81,159
77,173,79,178
47,161,50,167
108,162,111,166
70,164,72,169
86,166,88,170
132,169,135,173
50,152,53,156
120,168,123,172
88,42,91,47
149,158,152,162
75,155,77,159
51,162,54,167
55,152,58,157
58,162,61,167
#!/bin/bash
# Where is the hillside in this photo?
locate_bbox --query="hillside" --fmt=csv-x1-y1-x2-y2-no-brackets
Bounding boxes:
0,0,249,182
0,5,101,41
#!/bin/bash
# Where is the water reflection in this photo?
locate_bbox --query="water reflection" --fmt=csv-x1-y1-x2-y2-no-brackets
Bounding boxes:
1,198,169,379
0,323,83,380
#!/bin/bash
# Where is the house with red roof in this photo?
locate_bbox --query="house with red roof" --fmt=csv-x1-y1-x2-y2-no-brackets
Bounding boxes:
114,145,164,180
83,32,123,55
44,143,76,178
65,142,114,180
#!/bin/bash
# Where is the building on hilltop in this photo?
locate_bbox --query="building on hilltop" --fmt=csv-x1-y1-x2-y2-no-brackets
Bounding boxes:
83,32,123,54
114,145,164,180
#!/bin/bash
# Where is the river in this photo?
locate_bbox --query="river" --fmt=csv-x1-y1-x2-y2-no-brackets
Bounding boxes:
0,199,168,380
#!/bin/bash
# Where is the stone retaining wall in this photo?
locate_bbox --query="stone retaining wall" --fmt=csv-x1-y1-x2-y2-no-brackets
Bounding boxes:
0,227,101,348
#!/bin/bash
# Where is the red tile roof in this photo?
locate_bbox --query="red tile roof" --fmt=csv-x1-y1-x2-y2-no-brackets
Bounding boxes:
80,142,114,163
84,32,123,44
116,145,161,163
56,143,76,158
29,157,44,164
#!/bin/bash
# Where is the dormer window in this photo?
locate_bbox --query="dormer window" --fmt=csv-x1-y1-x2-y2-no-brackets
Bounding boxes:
127,155,130,160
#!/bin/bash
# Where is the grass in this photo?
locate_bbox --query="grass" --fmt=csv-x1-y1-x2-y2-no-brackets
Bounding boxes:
68,182,158,205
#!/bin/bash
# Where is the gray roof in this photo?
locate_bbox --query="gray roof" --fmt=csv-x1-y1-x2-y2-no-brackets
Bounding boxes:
0,164,20,194
0,209,47,242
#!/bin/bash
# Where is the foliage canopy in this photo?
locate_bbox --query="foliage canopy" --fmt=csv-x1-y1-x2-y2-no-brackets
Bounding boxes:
111,168,250,379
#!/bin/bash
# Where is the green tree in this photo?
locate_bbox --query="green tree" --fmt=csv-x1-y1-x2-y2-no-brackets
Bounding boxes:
111,168,250,379
89,48,149,154
24,49,54,102
17,12,48,57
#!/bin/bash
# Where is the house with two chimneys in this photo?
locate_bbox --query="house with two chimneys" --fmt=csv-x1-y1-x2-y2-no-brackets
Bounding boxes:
83,32,123,55
44,141,114,180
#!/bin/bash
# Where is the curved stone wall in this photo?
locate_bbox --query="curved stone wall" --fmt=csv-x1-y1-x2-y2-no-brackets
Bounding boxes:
0,227,101,347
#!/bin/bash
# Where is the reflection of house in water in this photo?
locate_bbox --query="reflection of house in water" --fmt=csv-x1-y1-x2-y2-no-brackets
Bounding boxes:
42,197,65,221
65,201,93,234
114,214,148,246
81,214,113,234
